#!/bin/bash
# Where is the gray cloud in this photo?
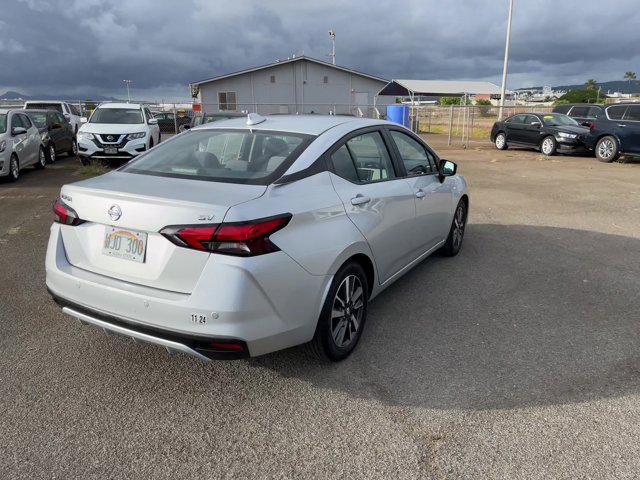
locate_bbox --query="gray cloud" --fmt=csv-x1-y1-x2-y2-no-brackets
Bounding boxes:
1,0,639,99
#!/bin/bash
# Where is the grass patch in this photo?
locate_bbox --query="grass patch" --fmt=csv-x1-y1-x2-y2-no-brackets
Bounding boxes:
78,161,110,177
420,124,492,138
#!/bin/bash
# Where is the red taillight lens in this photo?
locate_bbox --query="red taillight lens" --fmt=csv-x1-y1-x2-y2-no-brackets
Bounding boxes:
589,122,595,130
53,198,84,226
160,214,291,256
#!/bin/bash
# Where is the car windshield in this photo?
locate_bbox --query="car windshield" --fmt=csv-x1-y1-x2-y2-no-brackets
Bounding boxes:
121,129,313,184
0,114,6,133
90,108,143,124
541,114,579,127
28,112,48,128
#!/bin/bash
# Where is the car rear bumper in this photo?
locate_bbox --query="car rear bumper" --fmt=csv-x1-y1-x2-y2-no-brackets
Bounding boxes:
45,223,331,359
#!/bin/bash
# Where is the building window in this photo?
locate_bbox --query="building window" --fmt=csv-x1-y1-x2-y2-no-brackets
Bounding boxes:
323,76,328,84
270,75,276,84
218,91,237,111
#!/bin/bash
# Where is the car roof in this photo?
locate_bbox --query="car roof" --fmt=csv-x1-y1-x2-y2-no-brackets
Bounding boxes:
192,114,394,135
24,100,65,104
98,102,143,109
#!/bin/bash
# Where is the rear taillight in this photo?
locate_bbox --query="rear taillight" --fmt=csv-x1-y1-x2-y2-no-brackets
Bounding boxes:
160,214,291,256
53,198,84,226
589,122,595,130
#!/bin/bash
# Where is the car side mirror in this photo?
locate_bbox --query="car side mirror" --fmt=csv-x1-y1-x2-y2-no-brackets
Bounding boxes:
148,118,158,125
439,159,457,178
12,126,27,135
64,113,71,120
531,121,542,128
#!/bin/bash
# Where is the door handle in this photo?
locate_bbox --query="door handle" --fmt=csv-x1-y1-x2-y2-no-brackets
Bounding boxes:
618,124,627,127
415,190,426,199
350,194,371,206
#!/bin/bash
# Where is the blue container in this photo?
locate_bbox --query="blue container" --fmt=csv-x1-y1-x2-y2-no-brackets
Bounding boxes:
387,104,410,127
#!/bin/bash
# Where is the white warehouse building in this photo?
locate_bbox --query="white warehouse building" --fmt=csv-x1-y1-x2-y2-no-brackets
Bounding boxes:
189,56,394,117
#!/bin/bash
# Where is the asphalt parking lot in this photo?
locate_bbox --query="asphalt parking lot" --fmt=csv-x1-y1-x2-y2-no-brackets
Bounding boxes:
1,137,640,479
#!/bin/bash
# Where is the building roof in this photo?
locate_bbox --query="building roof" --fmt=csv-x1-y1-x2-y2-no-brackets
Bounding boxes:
190,55,388,87
378,79,504,97
192,114,391,136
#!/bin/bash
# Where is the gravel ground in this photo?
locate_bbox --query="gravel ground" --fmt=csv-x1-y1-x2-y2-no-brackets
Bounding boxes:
1,138,639,479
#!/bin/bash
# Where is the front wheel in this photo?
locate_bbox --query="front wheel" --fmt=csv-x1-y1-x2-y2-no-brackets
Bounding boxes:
68,139,78,157
35,147,46,169
441,199,467,257
541,136,557,156
48,143,56,164
8,155,19,182
307,262,369,362
596,136,620,163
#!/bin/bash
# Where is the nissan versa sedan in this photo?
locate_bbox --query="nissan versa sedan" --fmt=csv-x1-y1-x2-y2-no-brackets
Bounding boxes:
491,112,590,156
46,114,469,362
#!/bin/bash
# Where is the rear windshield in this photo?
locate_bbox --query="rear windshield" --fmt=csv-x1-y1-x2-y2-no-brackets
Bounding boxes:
27,112,48,128
121,129,314,184
0,114,6,133
541,114,579,127
25,103,62,113
90,108,143,124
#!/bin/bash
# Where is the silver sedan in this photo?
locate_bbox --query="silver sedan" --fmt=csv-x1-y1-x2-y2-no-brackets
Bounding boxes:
46,114,469,362
0,109,46,181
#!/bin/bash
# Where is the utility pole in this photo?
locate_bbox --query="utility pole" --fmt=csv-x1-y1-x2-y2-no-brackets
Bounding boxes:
328,29,336,65
123,80,132,102
498,0,513,120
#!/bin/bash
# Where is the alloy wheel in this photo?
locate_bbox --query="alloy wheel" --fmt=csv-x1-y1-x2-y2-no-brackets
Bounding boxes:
10,157,19,180
495,134,505,149
49,145,56,163
72,141,78,156
452,203,466,250
330,275,364,349
598,139,614,159
39,148,46,166
542,137,554,155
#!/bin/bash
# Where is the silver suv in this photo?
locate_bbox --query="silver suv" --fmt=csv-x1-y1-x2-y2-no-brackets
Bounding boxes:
0,109,46,182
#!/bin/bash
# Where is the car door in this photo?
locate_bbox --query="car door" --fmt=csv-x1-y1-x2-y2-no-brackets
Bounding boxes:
328,128,418,283
10,113,28,163
22,114,41,164
386,129,453,253
505,114,527,142
619,105,640,155
48,112,64,151
521,114,543,146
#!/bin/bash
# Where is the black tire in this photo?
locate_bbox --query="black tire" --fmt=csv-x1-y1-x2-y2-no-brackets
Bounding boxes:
441,199,467,257
67,139,78,157
307,262,369,362
157,132,161,143
494,132,508,150
149,137,154,150
8,155,19,182
48,143,56,164
35,147,46,169
595,135,620,163
540,135,557,156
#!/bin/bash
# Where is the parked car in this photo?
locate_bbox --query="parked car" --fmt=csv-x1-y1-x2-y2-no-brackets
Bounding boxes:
554,103,640,162
490,112,590,156
25,109,77,163
76,103,161,165
46,114,469,362
552,103,606,128
153,111,193,133
23,101,82,135
179,112,245,132
0,109,46,182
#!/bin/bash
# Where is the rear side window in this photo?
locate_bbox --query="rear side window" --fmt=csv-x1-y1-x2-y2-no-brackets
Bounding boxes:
553,105,571,114
25,103,63,113
588,107,603,118
122,129,312,185
623,106,640,121
55,112,66,124
330,145,360,183
68,104,80,116
607,105,628,120
569,106,589,117
344,131,395,183
524,114,539,125
28,112,48,128
506,114,525,124
389,130,437,175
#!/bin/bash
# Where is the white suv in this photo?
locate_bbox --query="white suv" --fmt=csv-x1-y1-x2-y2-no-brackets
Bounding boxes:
77,103,160,164
23,101,83,135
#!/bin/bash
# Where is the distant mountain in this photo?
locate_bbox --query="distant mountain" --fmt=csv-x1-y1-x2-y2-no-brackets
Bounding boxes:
0,90,121,101
517,80,640,94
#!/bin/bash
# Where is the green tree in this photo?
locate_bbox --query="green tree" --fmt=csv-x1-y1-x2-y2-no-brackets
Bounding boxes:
438,97,461,106
475,98,492,116
624,71,637,84
585,79,598,89
555,88,604,104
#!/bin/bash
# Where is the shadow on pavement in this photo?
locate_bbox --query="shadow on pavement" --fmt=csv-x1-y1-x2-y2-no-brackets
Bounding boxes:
253,223,640,410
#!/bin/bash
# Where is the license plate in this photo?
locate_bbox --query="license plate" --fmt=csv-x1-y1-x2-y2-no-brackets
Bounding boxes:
104,146,118,154
102,226,147,263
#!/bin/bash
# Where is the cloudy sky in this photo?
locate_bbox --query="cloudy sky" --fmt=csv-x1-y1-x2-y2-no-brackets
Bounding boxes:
1,0,639,100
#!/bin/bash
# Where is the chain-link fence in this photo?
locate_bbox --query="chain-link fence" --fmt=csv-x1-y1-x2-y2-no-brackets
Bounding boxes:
1,98,556,145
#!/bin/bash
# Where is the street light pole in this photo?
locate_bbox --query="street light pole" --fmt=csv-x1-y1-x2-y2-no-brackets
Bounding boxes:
123,80,132,102
498,0,513,120
328,30,336,65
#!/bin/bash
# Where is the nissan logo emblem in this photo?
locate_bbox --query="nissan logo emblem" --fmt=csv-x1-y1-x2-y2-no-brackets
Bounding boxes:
108,204,122,221
107,135,114,141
